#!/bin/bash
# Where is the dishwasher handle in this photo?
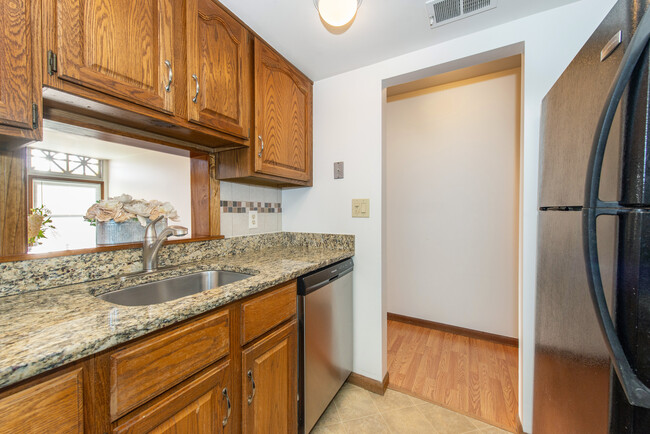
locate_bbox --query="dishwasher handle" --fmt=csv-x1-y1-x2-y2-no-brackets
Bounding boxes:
302,268,353,293
298,259,354,295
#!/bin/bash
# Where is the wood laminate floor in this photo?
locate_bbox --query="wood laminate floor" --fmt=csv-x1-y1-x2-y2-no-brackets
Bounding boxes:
387,319,519,432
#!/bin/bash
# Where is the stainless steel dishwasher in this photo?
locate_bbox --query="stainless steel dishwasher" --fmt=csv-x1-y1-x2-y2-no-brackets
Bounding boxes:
298,258,353,433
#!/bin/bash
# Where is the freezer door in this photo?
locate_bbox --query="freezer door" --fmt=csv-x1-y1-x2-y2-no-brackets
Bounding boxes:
533,211,617,433
538,0,628,208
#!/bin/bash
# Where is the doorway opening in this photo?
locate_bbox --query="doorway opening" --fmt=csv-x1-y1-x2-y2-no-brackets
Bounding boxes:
382,54,522,432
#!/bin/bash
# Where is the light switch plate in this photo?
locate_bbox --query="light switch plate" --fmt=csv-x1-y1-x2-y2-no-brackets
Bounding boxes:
248,211,258,228
352,199,370,218
334,162,344,179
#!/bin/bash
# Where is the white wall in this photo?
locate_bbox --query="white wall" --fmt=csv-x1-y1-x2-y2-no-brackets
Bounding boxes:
108,151,192,234
282,0,616,431
385,69,520,338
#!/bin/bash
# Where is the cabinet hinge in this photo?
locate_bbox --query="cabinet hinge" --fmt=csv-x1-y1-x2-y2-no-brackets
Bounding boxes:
47,50,57,76
32,103,38,129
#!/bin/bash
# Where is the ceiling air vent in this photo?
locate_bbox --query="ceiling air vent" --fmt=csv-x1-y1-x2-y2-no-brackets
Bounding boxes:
426,0,497,29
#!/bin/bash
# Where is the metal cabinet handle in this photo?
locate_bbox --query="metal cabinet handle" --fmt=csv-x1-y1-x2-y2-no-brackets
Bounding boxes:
192,74,199,103
222,387,231,427
164,60,172,92
247,370,256,404
583,7,650,409
258,136,264,158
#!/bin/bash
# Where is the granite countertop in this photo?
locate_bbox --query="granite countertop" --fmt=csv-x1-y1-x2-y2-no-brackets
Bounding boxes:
0,243,353,390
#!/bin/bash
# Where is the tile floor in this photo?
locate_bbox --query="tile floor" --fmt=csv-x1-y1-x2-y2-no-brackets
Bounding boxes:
311,382,512,434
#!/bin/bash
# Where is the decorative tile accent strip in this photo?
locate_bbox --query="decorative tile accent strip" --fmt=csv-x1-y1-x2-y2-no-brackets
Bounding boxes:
220,201,282,214
0,232,354,298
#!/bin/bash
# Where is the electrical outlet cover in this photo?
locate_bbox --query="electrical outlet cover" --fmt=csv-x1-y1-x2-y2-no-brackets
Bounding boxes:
248,211,258,228
334,161,344,179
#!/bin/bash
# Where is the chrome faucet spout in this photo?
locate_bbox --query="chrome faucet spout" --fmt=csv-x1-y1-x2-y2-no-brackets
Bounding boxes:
142,217,188,272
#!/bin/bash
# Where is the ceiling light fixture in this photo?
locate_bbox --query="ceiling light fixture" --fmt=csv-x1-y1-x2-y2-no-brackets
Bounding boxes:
314,0,362,27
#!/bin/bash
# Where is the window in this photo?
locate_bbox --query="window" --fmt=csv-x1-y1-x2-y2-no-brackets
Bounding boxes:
28,148,105,253
29,148,102,178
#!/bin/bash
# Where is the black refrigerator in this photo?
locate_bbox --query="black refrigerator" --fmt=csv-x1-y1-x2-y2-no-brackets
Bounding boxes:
534,0,650,432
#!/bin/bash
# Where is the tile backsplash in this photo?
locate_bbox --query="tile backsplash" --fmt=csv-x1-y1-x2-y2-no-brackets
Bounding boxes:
220,182,282,237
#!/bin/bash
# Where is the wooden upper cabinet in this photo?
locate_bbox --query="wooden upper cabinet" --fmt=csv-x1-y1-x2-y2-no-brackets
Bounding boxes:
254,40,312,182
0,368,84,434
186,0,249,138
51,0,175,113
0,0,35,130
242,320,298,434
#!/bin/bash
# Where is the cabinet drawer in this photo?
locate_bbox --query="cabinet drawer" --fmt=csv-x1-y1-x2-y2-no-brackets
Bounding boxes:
110,309,230,420
113,360,232,434
241,281,296,345
0,368,84,434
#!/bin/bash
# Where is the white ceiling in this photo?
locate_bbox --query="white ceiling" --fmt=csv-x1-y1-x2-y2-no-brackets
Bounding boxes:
219,0,580,81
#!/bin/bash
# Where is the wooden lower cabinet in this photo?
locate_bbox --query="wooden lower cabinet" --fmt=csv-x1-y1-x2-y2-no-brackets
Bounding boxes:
0,366,84,434
109,309,230,420
0,281,299,434
242,320,298,434
113,360,232,434
240,280,297,345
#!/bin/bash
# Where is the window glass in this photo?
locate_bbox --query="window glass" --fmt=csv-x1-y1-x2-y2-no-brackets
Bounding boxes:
30,149,66,173
30,180,102,253
29,148,102,178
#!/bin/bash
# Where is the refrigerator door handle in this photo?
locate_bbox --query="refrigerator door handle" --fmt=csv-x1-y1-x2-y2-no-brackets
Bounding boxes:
583,208,650,408
583,7,650,409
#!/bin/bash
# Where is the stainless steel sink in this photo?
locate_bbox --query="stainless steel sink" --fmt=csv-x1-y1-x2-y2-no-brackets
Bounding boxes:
98,270,253,306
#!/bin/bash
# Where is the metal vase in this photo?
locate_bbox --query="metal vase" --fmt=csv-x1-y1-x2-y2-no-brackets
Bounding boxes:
96,218,167,245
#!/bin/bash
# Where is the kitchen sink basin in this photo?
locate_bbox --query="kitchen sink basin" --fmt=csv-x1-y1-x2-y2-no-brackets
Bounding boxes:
97,270,253,306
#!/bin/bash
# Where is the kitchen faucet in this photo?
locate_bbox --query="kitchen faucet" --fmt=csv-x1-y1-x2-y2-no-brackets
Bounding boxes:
142,216,188,272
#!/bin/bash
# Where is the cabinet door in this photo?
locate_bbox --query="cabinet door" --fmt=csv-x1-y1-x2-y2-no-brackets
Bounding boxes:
187,0,249,138
254,41,312,182
242,320,298,434
52,0,175,113
0,368,84,433
114,360,233,434
0,0,34,130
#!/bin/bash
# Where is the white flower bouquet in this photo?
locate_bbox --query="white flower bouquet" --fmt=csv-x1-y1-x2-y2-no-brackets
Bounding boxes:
84,194,180,226
85,195,181,245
